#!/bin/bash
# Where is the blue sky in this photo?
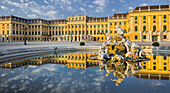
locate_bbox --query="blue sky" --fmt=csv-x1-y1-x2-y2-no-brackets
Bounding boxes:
0,0,170,20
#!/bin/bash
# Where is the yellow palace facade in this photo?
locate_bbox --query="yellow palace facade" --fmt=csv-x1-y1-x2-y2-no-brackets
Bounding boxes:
0,5,170,42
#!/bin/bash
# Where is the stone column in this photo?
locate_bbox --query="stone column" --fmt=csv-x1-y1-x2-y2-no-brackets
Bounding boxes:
104,24,105,34
69,35,71,42
65,35,68,41
10,22,13,42
108,22,110,34
159,14,162,31
73,35,75,41
148,15,151,31
139,16,142,31
140,31,143,42
130,16,133,32
169,14,170,31
159,31,163,42
15,23,16,35
149,31,153,42
80,35,82,41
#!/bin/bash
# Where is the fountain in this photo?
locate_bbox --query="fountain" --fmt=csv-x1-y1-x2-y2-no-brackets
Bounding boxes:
90,26,149,63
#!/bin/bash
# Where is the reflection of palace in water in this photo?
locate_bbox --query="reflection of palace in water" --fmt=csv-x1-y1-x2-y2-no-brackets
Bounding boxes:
1,53,170,80
0,53,100,70
136,54,170,80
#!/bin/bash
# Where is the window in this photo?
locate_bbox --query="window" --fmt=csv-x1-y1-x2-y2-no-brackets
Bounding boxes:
115,22,117,25
110,22,112,25
135,21,137,23
98,30,100,34
143,26,146,31
143,35,146,39
163,56,167,60
119,22,121,25
110,30,112,34
164,63,167,65
153,66,156,70
124,29,127,33
153,20,156,23
164,67,167,70
143,66,146,69
102,30,104,34
135,26,138,31
153,25,156,31
79,31,81,35
153,15,156,19
135,16,137,20
124,22,126,25
163,20,166,23
106,30,108,33
115,31,117,34
163,15,166,19
153,55,156,60
143,21,146,23
3,30,4,34
90,30,92,35
163,35,167,39
135,35,138,40
143,16,146,20
153,62,156,65
94,30,96,34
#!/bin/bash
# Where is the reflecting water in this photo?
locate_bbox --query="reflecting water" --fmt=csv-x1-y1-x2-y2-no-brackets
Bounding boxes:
0,52,170,93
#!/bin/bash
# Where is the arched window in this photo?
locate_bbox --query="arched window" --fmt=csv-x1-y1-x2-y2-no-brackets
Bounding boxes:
163,25,167,31
143,26,146,31
135,26,138,31
153,25,156,31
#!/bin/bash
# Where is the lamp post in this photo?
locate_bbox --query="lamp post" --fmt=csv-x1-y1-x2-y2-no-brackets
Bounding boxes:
21,24,28,45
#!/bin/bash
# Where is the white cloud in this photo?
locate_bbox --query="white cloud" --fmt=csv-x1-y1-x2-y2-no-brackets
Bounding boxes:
88,5,94,8
95,7,104,13
20,0,24,3
140,3,148,6
67,6,76,12
44,0,49,4
119,0,125,3
150,81,165,87
10,9,14,12
112,9,115,12
80,7,85,12
28,14,37,18
1,6,8,10
93,0,106,6
61,0,72,5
